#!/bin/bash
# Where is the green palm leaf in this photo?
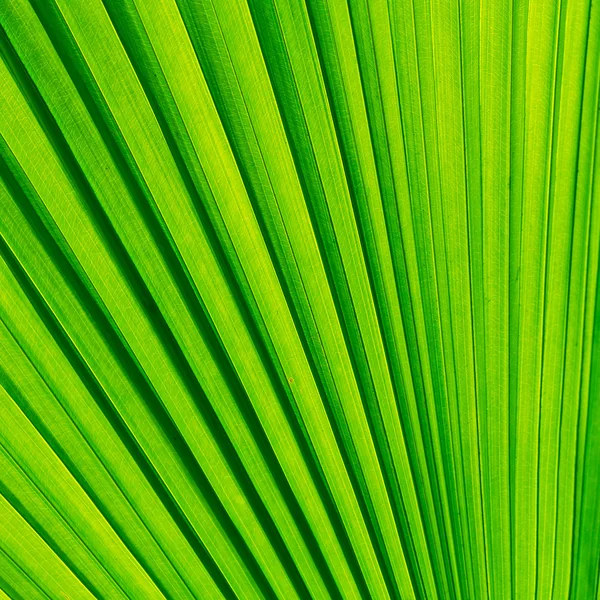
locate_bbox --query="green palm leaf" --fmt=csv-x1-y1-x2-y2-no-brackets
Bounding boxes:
0,0,598,598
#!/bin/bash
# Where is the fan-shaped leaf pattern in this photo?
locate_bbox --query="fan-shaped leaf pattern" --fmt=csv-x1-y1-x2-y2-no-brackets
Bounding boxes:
0,0,599,598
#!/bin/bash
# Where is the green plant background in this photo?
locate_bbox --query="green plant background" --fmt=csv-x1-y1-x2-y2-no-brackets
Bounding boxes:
0,0,598,598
